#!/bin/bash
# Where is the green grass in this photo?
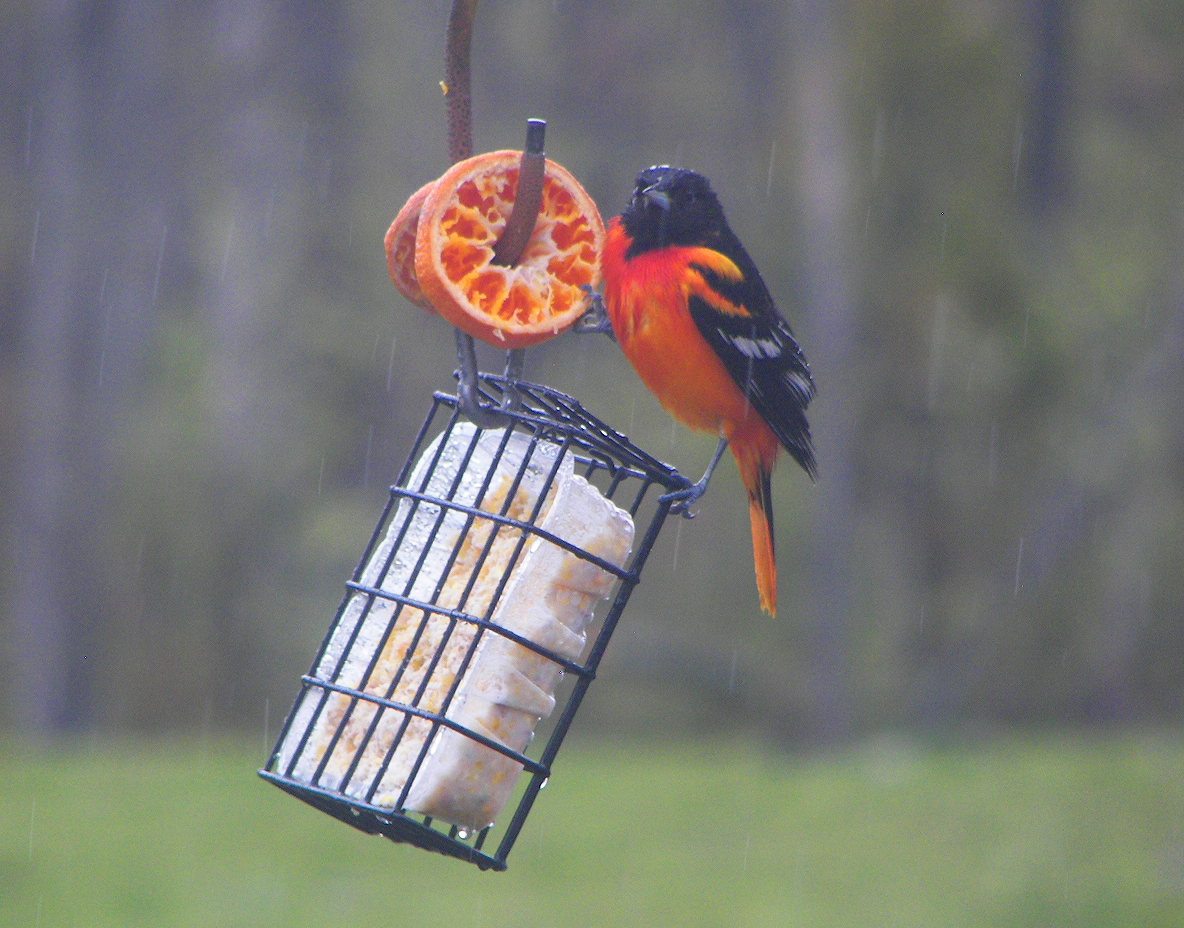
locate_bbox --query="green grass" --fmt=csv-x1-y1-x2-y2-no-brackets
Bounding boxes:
2,729,1181,927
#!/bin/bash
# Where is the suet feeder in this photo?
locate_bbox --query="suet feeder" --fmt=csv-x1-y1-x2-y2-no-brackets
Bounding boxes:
260,376,685,870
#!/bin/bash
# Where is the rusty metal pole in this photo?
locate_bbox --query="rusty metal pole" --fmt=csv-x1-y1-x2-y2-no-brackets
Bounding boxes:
442,0,541,424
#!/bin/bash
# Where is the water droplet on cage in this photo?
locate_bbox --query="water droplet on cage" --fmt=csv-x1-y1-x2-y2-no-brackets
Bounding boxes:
457,829,469,840
539,777,549,790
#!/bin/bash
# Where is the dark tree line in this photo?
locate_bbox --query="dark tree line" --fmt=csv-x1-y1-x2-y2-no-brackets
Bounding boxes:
3,0,1181,739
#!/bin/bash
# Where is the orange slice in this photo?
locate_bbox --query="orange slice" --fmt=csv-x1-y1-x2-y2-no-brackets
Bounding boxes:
414,150,605,349
385,179,437,313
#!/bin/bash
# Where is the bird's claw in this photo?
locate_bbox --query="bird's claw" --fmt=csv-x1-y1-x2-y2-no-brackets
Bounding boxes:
574,285,615,339
658,481,708,519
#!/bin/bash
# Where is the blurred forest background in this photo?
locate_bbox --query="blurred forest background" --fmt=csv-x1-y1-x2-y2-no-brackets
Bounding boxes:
2,0,1182,744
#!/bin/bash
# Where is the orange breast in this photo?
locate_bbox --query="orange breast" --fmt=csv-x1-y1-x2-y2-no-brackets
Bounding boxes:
602,220,757,437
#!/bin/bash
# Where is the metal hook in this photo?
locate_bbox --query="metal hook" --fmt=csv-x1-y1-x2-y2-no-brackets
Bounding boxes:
492,119,546,268
453,119,546,428
455,329,510,428
501,348,525,415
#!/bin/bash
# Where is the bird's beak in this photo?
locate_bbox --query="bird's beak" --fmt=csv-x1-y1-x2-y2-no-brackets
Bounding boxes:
640,185,671,211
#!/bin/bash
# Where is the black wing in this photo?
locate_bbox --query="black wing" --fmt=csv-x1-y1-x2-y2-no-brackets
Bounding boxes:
687,239,817,479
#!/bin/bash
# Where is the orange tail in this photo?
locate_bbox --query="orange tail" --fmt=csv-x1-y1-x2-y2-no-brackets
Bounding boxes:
731,429,779,616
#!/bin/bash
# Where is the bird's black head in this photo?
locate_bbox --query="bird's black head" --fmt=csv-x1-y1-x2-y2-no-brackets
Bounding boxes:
619,166,729,256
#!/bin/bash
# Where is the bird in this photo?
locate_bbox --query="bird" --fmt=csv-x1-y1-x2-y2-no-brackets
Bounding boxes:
598,165,816,616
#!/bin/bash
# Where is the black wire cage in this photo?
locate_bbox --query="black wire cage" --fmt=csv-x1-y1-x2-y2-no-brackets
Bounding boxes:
259,373,686,871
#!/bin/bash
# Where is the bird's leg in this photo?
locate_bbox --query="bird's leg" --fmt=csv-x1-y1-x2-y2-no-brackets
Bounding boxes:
659,436,729,518
573,285,616,340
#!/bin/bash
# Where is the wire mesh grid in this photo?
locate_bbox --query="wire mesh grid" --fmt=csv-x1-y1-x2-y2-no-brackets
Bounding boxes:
259,374,686,870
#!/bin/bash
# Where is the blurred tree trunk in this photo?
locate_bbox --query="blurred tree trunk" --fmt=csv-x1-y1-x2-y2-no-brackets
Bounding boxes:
10,5,99,733
1023,0,1071,213
7,0,351,733
791,0,856,742
197,0,351,727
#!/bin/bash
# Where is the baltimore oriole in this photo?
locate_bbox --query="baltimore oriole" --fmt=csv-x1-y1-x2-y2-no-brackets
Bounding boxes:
598,166,816,616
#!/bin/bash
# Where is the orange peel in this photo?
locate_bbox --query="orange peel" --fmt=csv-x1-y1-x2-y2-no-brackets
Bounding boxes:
385,179,437,314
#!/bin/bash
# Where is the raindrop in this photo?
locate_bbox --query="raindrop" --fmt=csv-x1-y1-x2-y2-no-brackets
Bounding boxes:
1012,116,1024,192
674,140,684,167
871,108,886,182
742,833,751,871
939,211,948,258
221,219,235,280
28,209,39,265
97,268,111,388
318,454,325,496
152,223,168,307
765,139,777,198
200,699,213,762
1013,536,1024,597
24,107,33,165
262,697,270,754
926,295,949,411
28,798,35,861
320,154,333,200
671,513,683,573
387,336,398,393
134,533,146,582
296,120,309,173
728,649,738,694
362,425,375,487
987,421,998,486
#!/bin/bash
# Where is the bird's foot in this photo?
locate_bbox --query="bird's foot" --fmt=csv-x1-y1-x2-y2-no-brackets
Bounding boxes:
658,479,708,519
657,437,727,519
574,286,615,339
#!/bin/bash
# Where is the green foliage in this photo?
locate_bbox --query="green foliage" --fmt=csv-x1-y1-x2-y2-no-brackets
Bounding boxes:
2,730,1181,926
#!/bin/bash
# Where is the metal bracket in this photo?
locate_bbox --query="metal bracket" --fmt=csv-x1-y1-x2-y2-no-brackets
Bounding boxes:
454,119,546,427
